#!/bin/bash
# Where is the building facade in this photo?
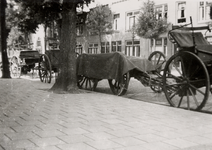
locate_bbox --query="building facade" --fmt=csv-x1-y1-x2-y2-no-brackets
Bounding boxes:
31,0,212,59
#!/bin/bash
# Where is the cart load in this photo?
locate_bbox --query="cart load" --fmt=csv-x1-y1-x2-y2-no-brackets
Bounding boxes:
77,52,155,81
77,52,164,96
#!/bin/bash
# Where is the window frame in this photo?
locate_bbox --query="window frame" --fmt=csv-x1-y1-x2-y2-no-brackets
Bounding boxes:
177,2,186,24
88,43,98,54
126,10,139,31
198,1,211,22
113,13,120,30
125,40,140,57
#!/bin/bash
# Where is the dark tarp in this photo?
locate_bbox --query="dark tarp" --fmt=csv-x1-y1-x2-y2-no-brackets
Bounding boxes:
77,52,155,81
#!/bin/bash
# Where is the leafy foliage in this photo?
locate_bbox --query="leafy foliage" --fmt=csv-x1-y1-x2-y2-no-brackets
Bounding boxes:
6,0,92,48
86,4,113,35
9,0,92,33
136,0,170,39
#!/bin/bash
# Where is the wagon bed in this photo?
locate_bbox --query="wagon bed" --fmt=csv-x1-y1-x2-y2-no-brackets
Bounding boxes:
77,52,164,95
77,52,155,81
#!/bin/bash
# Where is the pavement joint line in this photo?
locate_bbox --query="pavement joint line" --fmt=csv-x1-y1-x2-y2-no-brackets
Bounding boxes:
1,78,212,149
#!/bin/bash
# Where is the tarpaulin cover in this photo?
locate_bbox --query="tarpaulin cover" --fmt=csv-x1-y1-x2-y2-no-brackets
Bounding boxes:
77,52,155,81
170,31,209,47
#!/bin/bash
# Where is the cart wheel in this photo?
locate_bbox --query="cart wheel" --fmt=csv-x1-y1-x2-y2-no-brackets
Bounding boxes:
10,56,21,78
38,54,52,83
148,51,166,93
148,51,166,72
108,72,130,96
77,75,98,91
162,51,210,111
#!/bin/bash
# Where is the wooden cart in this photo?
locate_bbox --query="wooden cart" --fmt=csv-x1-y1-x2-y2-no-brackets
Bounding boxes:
77,51,166,96
10,50,40,78
162,17,212,110
38,50,60,83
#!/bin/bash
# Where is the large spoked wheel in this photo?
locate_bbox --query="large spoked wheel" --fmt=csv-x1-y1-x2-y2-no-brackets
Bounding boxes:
38,54,52,83
162,51,210,111
77,75,98,91
108,72,130,96
148,51,166,72
10,56,21,78
148,51,166,93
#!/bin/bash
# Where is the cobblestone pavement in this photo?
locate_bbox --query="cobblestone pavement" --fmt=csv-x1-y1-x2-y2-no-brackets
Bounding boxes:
96,78,212,114
1,77,212,150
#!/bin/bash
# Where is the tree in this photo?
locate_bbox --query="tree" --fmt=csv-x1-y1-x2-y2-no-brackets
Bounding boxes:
13,0,92,93
136,0,170,39
86,4,113,52
0,0,11,78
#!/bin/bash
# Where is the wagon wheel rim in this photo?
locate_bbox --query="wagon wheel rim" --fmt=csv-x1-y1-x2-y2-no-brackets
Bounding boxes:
148,51,166,93
77,75,98,91
162,51,210,111
108,72,130,96
38,54,52,83
10,56,21,78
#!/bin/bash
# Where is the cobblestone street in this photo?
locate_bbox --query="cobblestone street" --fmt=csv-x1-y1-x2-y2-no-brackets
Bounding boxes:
1,77,212,150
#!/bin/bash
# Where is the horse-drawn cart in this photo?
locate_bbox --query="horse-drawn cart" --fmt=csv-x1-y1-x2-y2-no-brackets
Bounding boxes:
37,18,212,111
162,17,212,110
76,18,212,111
10,50,40,78
77,51,166,96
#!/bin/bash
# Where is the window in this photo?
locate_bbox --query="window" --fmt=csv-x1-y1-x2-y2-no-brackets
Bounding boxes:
113,14,120,30
88,43,98,54
164,5,168,18
199,1,211,21
76,44,83,54
111,41,122,52
101,42,110,53
177,2,186,23
155,4,168,19
126,11,139,30
76,25,83,36
129,16,135,29
156,6,163,19
156,38,162,46
125,40,140,57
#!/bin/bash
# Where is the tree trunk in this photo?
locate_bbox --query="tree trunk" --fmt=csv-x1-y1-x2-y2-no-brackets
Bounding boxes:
0,0,11,78
51,1,78,93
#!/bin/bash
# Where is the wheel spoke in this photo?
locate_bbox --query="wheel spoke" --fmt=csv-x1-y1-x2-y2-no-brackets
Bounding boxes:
79,77,86,87
88,79,92,90
157,54,162,65
177,96,184,108
179,57,187,78
163,51,209,110
189,84,205,96
189,87,199,107
77,76,98,91
187,90,190,110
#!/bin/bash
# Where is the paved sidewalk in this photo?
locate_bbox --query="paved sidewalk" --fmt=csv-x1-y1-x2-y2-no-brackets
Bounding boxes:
1,79,212,150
